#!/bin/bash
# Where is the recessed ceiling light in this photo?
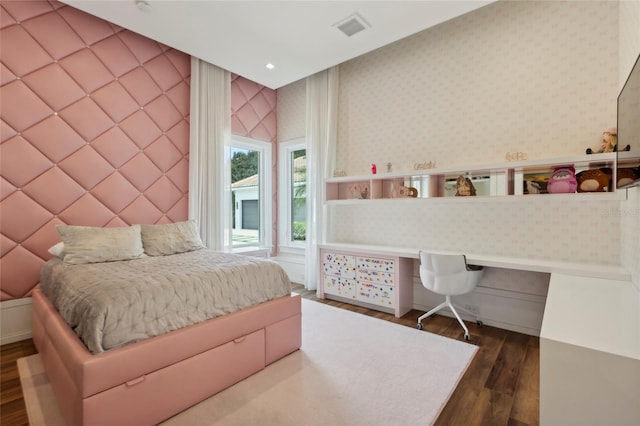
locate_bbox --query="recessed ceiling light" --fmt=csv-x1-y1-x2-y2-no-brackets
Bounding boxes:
266,63,275,70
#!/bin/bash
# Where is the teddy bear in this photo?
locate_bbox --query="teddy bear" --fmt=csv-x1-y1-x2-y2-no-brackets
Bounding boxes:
586,127,631,154
576,168,613,192
617,167,640,188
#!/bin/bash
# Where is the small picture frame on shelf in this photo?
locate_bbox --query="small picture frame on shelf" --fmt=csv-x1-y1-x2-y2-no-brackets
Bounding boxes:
349,182,370,199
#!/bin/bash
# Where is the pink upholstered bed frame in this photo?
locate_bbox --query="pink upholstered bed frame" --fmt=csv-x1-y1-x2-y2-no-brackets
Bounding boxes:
31,288,302,426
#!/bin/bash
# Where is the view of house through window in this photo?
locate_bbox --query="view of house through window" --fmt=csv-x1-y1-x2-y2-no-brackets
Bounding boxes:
291,149,306,242
230,138,271,248
278,139,307,252
231,138,305,251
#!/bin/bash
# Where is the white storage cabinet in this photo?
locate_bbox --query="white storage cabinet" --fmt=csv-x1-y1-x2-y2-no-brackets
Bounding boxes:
320,248,413,318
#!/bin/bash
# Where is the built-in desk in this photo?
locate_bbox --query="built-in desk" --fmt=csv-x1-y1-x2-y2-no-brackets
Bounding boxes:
540,274,640,425
319,243,631,281
320,243,639,424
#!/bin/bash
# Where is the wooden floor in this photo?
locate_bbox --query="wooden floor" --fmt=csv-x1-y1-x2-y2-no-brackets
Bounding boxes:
293,284,540,426
1,339,37,426
0,285,539,426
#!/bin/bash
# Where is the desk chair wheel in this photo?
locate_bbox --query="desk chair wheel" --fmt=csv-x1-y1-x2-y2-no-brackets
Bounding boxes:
417,322,423,330
464,333,470,341
477,320,483,327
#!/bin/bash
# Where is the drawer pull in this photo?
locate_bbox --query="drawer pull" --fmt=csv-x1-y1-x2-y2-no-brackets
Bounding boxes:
125,376,146,387
233,336,246,344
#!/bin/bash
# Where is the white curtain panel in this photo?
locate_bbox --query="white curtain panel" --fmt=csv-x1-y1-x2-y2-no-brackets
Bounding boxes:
188,58,232,251
305,67,339,292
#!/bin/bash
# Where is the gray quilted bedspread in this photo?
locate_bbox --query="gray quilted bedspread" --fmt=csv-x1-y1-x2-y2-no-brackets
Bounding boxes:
39,250,291,354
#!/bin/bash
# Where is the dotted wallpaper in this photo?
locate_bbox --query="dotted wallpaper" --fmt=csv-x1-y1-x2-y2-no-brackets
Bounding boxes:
275,1,638,287
330,196,621,265
619,1,640,91
323,1,627,273
336,1,619,175
276,78,306,143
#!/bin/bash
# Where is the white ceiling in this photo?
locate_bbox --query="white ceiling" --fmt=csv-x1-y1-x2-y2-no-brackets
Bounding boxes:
60,1,494,89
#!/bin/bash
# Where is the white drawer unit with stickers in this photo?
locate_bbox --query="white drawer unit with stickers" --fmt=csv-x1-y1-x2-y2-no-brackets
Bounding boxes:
319,248,413,317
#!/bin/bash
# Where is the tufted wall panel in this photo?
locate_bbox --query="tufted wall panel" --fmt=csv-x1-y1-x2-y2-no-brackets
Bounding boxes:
230,74,278,253
0,0,191,300
231,74,276,143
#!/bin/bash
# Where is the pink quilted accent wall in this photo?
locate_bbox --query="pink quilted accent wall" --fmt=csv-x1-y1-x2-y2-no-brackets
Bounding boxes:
231,75,278,254
231,75,276,143
0,0,191,300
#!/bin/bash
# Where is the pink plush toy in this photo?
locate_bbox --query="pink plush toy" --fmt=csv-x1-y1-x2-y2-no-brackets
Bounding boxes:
547,166,577,193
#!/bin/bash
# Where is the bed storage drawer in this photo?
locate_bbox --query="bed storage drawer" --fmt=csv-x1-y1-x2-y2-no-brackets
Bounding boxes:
266,313,302,365
83,329,266,426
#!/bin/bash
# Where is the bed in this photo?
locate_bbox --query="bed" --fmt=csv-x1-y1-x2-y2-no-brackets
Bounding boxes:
31,222,302,426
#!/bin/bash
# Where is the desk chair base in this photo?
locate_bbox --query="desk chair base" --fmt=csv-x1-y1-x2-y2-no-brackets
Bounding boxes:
416,295,483,340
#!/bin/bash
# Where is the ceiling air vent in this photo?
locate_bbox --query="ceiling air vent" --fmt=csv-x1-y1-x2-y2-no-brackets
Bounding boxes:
334,13,370,37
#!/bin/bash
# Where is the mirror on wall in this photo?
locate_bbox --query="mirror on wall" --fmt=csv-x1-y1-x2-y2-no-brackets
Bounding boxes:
616,53,640,190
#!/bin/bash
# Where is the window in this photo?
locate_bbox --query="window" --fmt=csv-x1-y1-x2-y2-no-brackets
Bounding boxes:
278,139,307,253
230,136,272,249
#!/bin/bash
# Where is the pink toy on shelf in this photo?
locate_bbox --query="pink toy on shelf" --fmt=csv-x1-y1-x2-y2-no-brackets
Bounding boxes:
371,163,377,174
547,166,577,193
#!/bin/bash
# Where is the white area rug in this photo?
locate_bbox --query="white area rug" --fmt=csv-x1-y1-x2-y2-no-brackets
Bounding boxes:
19,299,477,426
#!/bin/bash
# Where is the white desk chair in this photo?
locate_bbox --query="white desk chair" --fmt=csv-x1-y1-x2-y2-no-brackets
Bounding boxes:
416,251,484,340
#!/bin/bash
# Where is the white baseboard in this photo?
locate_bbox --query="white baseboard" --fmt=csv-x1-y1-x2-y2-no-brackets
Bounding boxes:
1,297,33,345
271,255,305,285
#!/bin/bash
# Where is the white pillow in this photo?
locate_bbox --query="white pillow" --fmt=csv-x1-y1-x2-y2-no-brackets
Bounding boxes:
140,220,205,256
56,224,145,265
48,242,65,258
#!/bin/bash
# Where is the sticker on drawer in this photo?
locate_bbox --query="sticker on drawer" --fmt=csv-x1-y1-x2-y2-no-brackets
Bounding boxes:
356,256,395,273
356,283,395,308
357,269,395,285
323,252,356,278
323,276,356,299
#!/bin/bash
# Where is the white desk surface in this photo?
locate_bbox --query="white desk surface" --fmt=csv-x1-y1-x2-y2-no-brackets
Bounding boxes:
320,243,638,358
541,273,639,360
319,243,631,281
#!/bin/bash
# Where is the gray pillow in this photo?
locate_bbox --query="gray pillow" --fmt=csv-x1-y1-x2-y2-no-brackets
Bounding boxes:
56,224,145,265
140,220,205,256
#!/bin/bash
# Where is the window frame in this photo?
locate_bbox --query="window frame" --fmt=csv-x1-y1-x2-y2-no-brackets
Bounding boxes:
278,138,307,254
229,135,272,251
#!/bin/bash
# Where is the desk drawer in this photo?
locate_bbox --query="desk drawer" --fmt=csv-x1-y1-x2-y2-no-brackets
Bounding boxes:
356,269,395,285
356,282,395,308
356,256,395,273
322,252,356,278
323,275,356,299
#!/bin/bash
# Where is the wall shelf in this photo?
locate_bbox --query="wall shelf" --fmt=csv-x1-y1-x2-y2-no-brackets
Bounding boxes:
326,152,617,202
